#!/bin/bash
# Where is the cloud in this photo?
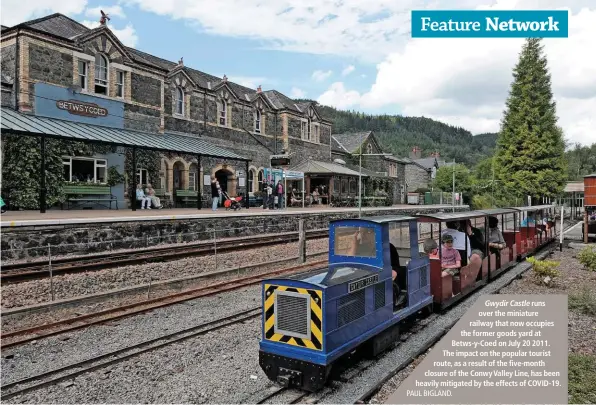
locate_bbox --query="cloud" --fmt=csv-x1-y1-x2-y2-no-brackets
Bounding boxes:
81,20,139,47
316,2,596,147
227,76,266,89
0,0,87,26
290,87,306,98
122,0,427,61
317,82,361,109
85,5,126,19
312,70,332,82
341,65,355,76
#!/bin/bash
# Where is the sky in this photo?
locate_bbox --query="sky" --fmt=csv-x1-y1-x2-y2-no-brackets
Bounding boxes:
1,0,595,147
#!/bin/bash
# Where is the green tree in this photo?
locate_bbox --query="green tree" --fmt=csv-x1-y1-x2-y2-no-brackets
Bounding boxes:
494,38,566,202
432,164,473,194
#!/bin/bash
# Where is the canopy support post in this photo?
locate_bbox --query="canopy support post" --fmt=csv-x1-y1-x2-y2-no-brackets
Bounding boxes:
40,134,47,214
131,147,137,211
245,160,250,209
197,155,202,210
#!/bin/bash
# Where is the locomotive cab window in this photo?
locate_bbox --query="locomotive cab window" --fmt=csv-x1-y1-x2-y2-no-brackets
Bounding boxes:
334,226,377,258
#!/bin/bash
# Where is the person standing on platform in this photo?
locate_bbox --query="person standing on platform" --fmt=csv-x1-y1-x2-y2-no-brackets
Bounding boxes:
276,180,285,210
211,177,220,211
266,181,273,209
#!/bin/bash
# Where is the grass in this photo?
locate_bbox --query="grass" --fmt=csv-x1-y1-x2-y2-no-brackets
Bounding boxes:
568,353,596,404
569,286,596,316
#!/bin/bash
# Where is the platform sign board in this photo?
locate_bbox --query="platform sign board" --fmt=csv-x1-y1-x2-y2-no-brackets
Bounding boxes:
283,171,304,179
270,154,290,167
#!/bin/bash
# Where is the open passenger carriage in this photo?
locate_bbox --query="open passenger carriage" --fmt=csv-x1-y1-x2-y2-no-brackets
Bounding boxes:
510,204,556,259
479,208,518,279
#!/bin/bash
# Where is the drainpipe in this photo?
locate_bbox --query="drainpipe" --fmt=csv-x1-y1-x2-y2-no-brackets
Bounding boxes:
14,29,20,110
203,88,207,134
274,114,278,154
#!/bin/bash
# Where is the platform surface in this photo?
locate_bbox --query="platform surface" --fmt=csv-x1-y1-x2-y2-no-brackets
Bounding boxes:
0,204,466,227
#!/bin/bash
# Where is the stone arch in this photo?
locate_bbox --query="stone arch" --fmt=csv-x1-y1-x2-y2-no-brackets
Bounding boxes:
247,165,259,193
211,164,236,196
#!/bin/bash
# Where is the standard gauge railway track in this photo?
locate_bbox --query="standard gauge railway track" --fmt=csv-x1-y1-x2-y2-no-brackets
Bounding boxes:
1,229,329,284
1,259,329,349
0,307,263,401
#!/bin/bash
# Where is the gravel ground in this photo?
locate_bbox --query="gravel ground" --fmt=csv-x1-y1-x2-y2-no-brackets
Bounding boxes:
1,253,328,334
2,285,267,400
1,238,328,309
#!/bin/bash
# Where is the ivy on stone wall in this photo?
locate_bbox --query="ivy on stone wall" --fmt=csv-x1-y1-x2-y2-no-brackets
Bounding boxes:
124,148,161,194
1,135,94,210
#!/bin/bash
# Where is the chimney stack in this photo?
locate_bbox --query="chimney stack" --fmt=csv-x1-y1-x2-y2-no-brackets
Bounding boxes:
257,85,262,93
409,146,422,160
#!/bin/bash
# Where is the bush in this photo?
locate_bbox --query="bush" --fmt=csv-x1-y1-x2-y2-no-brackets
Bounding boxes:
569,286,596,316
471,194,492,210
568,353,596,404
577,246,596,272
527,257,560,286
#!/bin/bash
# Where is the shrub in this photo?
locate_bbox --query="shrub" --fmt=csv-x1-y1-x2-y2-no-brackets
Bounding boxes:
568,353,596,404
527,257,560,286
471,194,492,210
577,246,596,272
569,286,596,316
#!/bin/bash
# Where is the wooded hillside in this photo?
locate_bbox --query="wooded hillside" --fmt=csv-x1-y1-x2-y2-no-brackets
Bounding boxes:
305,101,498,167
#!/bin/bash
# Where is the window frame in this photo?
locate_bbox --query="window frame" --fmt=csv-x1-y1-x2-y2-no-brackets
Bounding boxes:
78,60,88,91
94,54,109,95
255,110,261,133
175,87,184,116
116,71,125,98
63,157,107,184
137,168,148,186
219,100,227,126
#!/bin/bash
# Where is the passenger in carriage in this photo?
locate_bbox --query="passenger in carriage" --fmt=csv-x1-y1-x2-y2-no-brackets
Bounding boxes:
464,219,486,257
487,216,506,254
422,238,439,259
440,234,461,276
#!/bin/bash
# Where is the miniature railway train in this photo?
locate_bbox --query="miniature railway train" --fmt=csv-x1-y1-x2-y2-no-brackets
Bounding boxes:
259,205,557,392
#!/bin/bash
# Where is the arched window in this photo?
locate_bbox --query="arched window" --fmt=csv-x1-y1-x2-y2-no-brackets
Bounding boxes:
258,169,264,191
255,110,261,133
367,143,373,154
94,54,108,95
248,169,255,192
219,100,227,126
175,87,184,116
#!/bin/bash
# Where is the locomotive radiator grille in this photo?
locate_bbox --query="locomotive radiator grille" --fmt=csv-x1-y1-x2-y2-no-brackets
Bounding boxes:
337,289,366,327
264,284,323,351
276,292,309,337
374,282,386,310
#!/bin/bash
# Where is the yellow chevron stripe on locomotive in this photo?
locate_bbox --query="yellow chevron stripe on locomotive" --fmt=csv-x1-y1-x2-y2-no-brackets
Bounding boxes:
264,284,323,351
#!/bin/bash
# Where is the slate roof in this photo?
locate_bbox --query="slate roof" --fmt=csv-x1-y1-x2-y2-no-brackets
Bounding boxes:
14,13,89,39
4,12,320,115
262,90,303,113
0,107,248,161
331,131,372,153
412,157,438,170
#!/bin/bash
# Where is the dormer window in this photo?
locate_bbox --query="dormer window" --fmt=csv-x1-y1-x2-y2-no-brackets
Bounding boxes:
219,100,227,126
175,87,184,116
94,54,108,95
255,110,261,133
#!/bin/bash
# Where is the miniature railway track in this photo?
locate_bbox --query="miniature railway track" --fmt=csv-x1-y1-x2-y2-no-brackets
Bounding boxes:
0,259,329,349
0,229,329,284
0,307,263,400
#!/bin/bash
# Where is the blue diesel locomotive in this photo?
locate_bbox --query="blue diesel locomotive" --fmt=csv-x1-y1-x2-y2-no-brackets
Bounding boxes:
258,216,433,392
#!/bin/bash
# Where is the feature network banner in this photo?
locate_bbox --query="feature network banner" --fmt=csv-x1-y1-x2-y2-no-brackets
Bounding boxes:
411,10,569,37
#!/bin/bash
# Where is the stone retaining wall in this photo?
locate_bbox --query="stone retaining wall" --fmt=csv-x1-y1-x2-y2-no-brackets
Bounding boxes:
0,206,469,259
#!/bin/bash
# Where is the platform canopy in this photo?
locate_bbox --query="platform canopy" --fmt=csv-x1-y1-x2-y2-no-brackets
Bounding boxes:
290,159,365,177
0,107,249,161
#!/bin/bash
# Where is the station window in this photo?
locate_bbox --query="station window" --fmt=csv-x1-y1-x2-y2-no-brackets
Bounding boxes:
137,168,148,186
116,71,125,98
175,87,184,116
94,54,108,95
78,61,88,90
255,110,261,133
63,157,107,183
219,100,227,126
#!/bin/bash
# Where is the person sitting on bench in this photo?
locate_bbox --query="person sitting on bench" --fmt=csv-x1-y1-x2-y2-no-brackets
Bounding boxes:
136,184,151,209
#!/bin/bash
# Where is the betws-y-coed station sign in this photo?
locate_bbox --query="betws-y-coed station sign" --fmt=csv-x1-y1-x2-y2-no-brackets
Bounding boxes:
56,100,108,118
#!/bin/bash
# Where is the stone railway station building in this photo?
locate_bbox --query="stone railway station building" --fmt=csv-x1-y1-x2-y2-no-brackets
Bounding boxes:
0,13,433,209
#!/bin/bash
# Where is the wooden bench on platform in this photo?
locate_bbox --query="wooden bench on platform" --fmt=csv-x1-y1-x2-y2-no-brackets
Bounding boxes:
175,189,208,208
63,185,118,210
